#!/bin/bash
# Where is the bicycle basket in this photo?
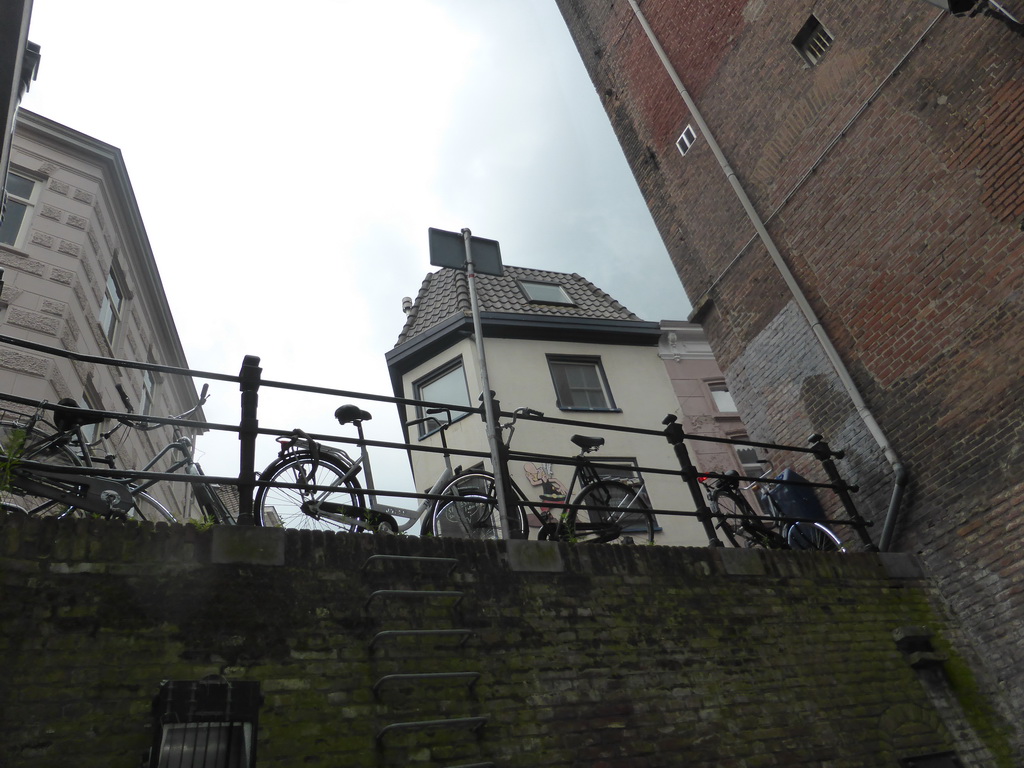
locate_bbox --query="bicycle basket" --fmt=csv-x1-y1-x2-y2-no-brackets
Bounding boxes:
765,469,826,521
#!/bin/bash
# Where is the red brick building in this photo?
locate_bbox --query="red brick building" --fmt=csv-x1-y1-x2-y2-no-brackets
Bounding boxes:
555,0,1023,750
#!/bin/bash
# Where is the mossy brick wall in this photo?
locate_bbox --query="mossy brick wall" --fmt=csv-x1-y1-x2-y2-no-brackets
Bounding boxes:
0,512,1016,767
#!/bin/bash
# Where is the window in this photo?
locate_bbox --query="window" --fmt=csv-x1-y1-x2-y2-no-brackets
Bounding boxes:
0,172,37,247
676,125,697,156
140,369,157,417
735,444,764,479
708,382,737,412
413,359,471,437
80,392,101,446
793,16,833,66
547,356,617,411
98,268,125,343
519,280,574,305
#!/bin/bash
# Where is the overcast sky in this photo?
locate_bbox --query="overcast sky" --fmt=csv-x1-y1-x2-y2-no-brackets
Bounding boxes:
23,0,691,497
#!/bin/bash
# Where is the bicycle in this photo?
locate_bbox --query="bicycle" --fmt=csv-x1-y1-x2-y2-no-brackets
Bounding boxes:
425,407,657,545
253,404,483,534
0,384,234,525
699,462,844,552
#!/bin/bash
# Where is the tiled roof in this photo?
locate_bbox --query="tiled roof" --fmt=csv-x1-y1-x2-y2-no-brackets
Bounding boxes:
395,265,643,346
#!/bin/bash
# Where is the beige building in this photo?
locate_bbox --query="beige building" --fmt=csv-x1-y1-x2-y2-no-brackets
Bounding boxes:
0,109,202,519
387,265,747,547
658,320,759,479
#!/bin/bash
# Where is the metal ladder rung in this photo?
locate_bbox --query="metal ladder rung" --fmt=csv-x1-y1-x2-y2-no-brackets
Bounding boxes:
373,671,480,695
376,716,488,743
444,764,495,768
369,629,473,650
362,554,459,574
365,589,463,609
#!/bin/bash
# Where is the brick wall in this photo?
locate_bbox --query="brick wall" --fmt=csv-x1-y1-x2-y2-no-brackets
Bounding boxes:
0,514,1017,766
554,0,1024,738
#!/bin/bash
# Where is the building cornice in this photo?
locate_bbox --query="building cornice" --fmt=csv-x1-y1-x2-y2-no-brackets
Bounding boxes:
658,320,714,361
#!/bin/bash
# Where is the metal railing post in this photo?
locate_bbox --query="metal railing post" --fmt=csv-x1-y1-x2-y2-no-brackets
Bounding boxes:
236,355,262,525
808,434,877,551
662,415,723,547
487,394,522,538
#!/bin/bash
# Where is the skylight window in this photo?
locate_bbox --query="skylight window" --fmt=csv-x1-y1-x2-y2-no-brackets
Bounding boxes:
520,280,574,305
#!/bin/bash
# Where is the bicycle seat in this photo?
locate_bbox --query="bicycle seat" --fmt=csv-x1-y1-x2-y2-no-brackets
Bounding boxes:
53,398,106,432
571,434,605,451
334,404,372,425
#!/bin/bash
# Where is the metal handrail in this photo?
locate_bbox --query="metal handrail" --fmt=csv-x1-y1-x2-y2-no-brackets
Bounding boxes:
0,333,875,549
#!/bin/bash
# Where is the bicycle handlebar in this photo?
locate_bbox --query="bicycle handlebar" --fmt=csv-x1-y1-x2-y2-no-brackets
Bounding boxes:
512,407,544,420
114,382,210,434
406,406,455,431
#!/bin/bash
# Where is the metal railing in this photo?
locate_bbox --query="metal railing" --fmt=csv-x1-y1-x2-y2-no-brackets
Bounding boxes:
0,337,875,549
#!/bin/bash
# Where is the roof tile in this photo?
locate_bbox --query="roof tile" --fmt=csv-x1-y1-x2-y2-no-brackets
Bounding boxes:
395,265,642,346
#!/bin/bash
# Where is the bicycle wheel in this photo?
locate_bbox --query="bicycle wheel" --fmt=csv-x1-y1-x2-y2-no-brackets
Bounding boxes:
787,521,845,552
710,489,779,548
571,480,655,544
128,491,176,523
0,420,83,516
430,472,527,540
254,451,367,533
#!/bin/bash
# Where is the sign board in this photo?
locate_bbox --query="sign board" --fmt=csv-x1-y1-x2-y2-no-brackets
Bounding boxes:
428,227,504,276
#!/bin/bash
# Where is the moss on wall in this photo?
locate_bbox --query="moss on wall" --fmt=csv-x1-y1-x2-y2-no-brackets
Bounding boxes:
0,512,1017,767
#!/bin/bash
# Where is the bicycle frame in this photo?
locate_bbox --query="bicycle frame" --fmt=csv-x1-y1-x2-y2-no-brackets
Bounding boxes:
268,407,464,534
6,458,135,516
1,387,226,524
535,455,650,542
0,406,135,517
498,410,652,543
273,436,454,534
127,430,234,524
700,464,843,551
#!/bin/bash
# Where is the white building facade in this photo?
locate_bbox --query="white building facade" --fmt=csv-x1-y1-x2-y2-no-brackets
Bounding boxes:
0,110,201,519
387,265,741,547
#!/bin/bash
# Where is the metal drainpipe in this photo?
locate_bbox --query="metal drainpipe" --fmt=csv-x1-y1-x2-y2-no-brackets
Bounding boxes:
626,0,907,550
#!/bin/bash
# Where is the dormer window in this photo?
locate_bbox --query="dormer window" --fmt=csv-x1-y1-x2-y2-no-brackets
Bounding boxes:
519,280,574,305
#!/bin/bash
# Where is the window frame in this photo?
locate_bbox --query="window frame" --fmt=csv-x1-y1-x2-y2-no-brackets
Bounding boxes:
676,124,698,157
411,357,473,438
0,170,40,249
518,280,575,306
98,266,126,344
732,440,765,480
707,381,737,413
79,391,101,446
140,368,157,417
546,355,619,413
793,15,833,66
